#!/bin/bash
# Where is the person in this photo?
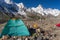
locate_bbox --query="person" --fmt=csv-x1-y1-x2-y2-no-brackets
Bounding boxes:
28,27,36,36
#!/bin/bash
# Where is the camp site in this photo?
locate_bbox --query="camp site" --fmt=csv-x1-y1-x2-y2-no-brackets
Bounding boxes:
0,0,60,40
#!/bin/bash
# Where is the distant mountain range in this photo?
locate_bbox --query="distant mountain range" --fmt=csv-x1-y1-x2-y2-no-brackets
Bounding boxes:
0,0,60,19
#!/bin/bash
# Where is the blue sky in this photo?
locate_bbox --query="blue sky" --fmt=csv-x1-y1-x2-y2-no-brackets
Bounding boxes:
12,0,60,10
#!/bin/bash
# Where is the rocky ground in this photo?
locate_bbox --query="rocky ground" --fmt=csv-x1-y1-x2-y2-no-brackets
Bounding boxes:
0,17,60,40
23,18,60,40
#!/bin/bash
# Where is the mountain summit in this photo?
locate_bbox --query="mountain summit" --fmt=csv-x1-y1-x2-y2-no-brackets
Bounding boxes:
0,0,60,18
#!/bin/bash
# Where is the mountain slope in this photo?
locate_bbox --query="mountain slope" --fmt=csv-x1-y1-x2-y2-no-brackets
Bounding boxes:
0,0,60,19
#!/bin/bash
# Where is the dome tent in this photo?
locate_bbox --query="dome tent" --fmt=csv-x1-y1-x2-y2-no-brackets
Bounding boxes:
1,19,30,37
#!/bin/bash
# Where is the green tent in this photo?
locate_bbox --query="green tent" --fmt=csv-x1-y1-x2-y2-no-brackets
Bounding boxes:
1,19,30,37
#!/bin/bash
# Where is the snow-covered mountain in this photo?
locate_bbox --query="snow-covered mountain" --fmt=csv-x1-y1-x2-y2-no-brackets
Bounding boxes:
0,0,19,17
31,5,60,16
0,0,60,18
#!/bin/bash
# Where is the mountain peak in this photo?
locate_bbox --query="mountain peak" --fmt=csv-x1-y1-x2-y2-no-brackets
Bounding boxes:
0,0,60,18
16,3,24,8
4,0,12,4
